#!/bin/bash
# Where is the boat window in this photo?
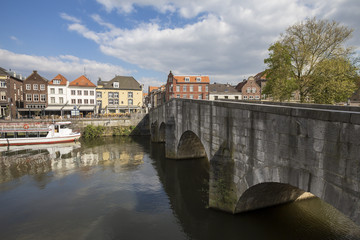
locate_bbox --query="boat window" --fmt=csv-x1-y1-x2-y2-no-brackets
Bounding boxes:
28,132,39,138
55,125,59,133
5,132,15,138
60,125,69,129
17,132,26,138
39,132,48,137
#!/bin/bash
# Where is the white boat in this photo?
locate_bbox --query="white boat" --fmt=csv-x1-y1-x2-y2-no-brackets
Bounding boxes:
0,121,81,146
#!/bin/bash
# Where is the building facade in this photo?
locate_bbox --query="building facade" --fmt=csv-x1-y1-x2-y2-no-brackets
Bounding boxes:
209,83,242,101
47,74,71,116
165,71,209,101
96,76,143,114
236,76,261,100
20,70,48,117
68,75,96,116
0,68,24,118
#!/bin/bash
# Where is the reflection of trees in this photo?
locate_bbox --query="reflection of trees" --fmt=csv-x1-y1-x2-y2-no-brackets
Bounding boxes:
0,137,145,186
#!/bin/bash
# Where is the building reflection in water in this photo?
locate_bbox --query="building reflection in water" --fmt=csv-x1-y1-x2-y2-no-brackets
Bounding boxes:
0,137,144,185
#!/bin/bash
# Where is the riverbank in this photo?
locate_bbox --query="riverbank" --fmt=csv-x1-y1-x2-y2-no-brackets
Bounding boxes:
0,113,150,137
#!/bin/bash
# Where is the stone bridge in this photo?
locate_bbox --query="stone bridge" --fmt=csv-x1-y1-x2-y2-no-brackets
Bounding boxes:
149,98,360,224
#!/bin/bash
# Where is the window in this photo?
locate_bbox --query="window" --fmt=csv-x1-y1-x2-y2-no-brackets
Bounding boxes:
198,86,202,92
97,100,102,105
0,81,6,88
84,90,88,96
114,99,119,105
26,94,32,101
176,95,180,98
41,95,46,102
1,91,6,100
108,92,113,98
33,84,38,90
59,97,64,104
128,92,133,98
176,85,180,92
90,99,94,104
243,96,248,100
246,87,251,93
78,99,82,104
53,80,60,84
71,90,76,95
71,99,76,104
84,99,89,104
214,96,218,100
255,95,260,100
26,84,31,90
113,82,119,88
198,94,202,100
108,99,114,105
189,94,194,99
252,87,256,93
114,92,119,98
235,96,239,100
77,90,82,95
249,96,254,100
128,99,133,105
183,94,187,98
190,86,193,92
97,92,102,98
205,85,208,92
58,88,63,94
14,83,16,89
90,91,94,96
50,88,55,94
224,96,228,99
40,84,45,90
185,77,190,82
196,77,201,82
183,85,187,92
51,97,55,103
33,94,39,102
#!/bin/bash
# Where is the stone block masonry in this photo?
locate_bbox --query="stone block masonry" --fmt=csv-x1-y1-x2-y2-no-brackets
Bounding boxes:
150,98,360,225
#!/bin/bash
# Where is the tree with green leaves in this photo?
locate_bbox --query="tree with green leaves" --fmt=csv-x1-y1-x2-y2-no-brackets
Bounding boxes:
263,17,359,103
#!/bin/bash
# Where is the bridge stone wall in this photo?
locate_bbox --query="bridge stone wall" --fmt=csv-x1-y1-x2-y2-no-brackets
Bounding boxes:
149,99,360,225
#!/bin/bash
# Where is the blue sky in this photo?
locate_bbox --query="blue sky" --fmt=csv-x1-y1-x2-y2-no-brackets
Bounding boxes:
1,0,359,91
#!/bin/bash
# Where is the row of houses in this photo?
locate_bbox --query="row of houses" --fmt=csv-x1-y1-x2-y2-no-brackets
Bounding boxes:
146,71,268,108
0,67,143,119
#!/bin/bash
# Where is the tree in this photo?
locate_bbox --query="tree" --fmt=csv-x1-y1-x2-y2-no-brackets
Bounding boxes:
263,17,358,103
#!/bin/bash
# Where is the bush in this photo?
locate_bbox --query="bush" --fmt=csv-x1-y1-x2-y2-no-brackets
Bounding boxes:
82,124,105,138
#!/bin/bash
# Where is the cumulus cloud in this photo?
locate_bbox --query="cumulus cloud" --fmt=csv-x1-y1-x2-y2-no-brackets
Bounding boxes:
0,49,132,83
62,0,359,83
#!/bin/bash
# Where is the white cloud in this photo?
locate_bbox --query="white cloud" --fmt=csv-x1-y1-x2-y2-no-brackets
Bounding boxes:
60,12,81,23
62,0,359,84
0,49,132,83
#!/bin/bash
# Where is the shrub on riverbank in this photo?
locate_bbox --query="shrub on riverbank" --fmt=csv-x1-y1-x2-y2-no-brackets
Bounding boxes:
82,125,105,138
112,126,141,136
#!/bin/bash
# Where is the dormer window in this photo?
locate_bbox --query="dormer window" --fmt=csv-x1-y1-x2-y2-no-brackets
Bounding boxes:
53,80,61,84
113,82,119,88
185,77,190,82
196,77,201,82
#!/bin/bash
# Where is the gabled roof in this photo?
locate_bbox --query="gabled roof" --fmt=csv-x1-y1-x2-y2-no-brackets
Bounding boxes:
99,76,142,90
174,75,210,83
0,67,8,76
69,75,96,87
25,70,47,83
209,83,239,93
49,74,68,86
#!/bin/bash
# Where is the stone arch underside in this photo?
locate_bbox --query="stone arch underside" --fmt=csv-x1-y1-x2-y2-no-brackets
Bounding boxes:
158,122,166,142
177,131,208,160
235,182,314,213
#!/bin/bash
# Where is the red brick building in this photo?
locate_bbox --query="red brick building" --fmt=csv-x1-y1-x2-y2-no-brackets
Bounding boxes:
165,71,209,101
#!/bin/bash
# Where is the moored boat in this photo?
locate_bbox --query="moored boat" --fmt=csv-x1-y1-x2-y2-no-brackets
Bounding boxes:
0,121,81,146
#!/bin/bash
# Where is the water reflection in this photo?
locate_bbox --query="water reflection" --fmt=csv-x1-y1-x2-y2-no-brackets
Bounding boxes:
0,137,359,240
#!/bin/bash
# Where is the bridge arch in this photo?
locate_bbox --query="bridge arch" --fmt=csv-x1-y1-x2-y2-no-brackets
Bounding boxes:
177,130,208,160
235,182,314,213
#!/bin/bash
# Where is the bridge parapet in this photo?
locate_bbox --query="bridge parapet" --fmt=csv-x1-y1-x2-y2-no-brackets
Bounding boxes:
149,99,360,225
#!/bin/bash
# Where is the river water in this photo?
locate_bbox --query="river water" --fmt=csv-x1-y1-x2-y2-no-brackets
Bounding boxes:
0,136,359,240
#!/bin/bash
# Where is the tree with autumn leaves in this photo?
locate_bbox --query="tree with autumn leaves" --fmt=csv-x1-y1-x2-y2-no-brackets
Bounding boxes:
263,18,359,104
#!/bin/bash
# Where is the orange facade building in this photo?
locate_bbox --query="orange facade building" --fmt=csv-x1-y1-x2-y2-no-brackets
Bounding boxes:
165,71,209,101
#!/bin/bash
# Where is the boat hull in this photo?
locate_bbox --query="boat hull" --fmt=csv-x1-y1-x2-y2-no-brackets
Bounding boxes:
0,133,81,146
